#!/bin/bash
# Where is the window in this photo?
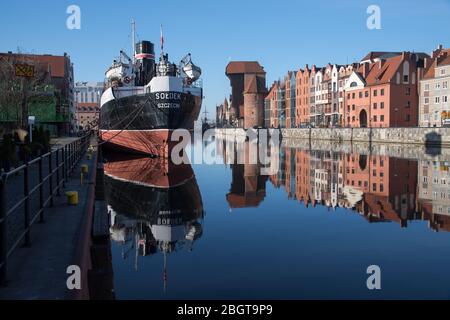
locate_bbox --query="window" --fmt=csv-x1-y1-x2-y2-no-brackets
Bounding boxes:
352,93,355,99
352,116,355,122
444,81,448,89
380,102,384,109
372,183,377,192
444,96,448,103
380,184,384,192
441,69,446,76
373,102,377,109
436,96,441,104
373,170,376,177
425,97,429,104
406,101,410,108
365,91,369,97
347,93,350,99
374,90,377,97
359,92,362,98
406,87,411,96
373,115,377,122
350,81,358,87
352,104,355,110
380,115,384,122
403,75,409,82
436,83,441,89
425,84,430,91
381,89,384,96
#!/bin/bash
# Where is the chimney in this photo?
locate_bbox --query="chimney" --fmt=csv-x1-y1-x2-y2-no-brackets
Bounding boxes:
437,51,449,65
432,45,443,59
362,62,370,78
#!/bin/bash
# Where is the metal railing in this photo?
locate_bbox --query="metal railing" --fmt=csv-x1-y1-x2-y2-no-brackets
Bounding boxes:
0,133,91,285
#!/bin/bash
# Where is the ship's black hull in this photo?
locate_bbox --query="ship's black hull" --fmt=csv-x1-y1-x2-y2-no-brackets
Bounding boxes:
99,91,201,156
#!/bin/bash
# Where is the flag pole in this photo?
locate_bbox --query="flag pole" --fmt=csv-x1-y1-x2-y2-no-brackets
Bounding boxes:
160,24,164,55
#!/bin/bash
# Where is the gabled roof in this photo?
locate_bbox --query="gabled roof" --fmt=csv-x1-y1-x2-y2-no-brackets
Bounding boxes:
244,73,267,94
358,54,404,85
360,51,400,63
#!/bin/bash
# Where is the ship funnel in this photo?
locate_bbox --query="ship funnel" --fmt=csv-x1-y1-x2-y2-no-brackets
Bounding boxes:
135,40,155,85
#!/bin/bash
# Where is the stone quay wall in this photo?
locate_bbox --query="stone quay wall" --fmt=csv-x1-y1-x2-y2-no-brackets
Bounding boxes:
282,138,450,161
281,128,450,147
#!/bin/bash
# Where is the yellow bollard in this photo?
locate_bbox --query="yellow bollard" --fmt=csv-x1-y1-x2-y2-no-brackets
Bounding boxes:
81,164,88,173
65,191,78,205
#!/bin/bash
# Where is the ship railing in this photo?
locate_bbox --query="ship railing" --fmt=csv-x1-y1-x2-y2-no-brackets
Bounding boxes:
112,87,146,98
188,78,203,89
0,133,92,285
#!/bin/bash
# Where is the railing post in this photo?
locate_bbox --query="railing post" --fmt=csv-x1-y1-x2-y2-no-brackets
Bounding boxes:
48,152,54,207
63,145,67,182
56,149,60,196
0,177,7,285
38,157,44,223
24,162,30,246
69,143,72,173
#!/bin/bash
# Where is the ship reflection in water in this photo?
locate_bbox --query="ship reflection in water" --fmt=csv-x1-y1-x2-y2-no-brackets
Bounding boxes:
103,154,204,293
105,138,450,299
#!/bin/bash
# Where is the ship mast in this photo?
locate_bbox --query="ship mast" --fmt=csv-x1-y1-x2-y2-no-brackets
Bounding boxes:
131,18,136,65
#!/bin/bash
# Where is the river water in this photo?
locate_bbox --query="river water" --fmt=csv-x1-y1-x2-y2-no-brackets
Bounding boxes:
103,137,450,299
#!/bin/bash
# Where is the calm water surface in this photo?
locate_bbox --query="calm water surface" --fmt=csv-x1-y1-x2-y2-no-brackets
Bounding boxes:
104,138,450,299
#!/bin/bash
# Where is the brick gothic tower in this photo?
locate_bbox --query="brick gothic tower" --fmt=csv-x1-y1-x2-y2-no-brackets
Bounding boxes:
225,61,267,128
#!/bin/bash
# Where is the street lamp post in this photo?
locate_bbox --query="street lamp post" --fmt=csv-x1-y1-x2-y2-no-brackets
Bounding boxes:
394,107,399,127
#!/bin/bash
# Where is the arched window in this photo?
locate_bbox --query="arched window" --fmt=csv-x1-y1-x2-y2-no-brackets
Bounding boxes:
350,81,358,87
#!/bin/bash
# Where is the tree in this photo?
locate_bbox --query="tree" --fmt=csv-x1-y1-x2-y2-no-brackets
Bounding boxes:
0,51,50,130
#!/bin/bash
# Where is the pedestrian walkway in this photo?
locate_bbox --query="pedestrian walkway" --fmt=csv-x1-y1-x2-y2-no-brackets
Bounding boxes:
0,149,97,299
50,136,80,149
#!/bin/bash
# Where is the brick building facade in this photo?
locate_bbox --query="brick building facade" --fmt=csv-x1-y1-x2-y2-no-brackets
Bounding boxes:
225,61,267,128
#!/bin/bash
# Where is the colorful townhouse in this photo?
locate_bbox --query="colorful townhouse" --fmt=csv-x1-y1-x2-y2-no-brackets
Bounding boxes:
262,48,450,129
419,45,450,127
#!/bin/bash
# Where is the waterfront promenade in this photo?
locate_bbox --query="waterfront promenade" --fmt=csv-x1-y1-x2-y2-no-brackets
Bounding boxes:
0,137,97,299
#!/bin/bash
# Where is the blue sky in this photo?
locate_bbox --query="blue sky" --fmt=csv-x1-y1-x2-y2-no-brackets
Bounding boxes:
1,0,449,115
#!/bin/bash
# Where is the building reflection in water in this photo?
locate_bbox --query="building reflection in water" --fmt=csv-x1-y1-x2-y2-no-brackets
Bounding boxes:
216,136,274,209
103,153,204,291
217,137,450,232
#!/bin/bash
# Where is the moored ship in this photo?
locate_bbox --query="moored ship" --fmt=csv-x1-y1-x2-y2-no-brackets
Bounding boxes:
99,22,202,157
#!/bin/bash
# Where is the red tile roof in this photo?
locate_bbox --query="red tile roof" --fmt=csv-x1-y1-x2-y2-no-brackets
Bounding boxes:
358,54,404,85
226,61,265,75
360,51,400,62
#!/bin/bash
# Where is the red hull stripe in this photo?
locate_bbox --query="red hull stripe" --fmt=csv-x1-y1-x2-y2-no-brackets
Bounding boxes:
100,129,179,157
